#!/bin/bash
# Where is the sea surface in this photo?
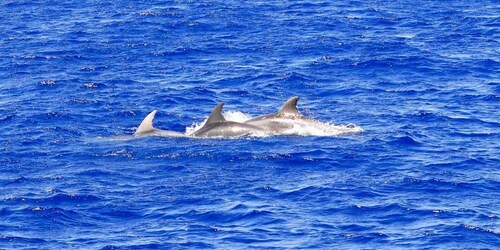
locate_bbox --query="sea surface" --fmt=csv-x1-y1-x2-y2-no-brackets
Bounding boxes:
0,0,499,249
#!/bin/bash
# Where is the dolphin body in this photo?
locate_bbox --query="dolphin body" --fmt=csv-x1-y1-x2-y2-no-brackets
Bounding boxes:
244,96,330,133
133,110,187,138
192,103,265,137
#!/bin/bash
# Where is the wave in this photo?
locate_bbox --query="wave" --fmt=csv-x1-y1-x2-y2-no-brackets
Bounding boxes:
387,134,422,146
0,235,48,245
3,193,102,205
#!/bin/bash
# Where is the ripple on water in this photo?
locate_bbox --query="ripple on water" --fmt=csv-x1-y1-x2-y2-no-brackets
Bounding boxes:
0,0,498,249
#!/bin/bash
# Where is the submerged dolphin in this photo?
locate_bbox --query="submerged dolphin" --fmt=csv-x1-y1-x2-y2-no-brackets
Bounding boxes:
192,103,265,137
244,96,331,133
133,110,186,137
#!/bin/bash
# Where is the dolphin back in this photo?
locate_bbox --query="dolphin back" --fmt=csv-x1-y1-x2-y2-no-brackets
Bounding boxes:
193,121,264,137
193,102,265,137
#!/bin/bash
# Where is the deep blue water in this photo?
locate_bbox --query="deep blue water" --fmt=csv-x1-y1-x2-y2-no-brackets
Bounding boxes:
1,0,499,249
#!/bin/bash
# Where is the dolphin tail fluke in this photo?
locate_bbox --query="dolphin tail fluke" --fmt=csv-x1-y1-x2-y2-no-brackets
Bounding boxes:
134,110,157,135
205,102,226,125
279,96,301,116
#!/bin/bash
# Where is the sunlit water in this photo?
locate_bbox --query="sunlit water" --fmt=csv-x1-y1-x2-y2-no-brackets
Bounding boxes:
0,0,499,249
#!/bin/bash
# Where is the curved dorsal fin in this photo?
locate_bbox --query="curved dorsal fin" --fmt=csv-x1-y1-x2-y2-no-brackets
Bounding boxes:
134,110,157,135
205,102,226,125
278,96,300,116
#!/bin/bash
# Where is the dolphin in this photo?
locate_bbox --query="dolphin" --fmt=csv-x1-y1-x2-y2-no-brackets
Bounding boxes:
244,96,331,133
133,110,186,137
191,103,265,137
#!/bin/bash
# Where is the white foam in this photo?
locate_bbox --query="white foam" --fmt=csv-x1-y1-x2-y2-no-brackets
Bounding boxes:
223,110,252,123
282,121,364,137
185,119,206,135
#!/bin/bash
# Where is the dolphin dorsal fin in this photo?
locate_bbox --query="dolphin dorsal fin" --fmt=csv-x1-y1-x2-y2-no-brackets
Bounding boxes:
205,102,226,125
134,110,157,135
278,96,300,116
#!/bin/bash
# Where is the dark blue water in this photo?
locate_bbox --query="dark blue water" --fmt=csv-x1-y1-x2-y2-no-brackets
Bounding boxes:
1,0,499,248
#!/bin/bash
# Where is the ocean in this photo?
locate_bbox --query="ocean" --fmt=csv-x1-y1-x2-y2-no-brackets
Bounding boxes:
0,0,499,249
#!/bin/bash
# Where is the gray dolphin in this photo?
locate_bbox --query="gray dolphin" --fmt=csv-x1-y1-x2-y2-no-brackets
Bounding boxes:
192,103,265,137
244,96,329,133
133,110,186,138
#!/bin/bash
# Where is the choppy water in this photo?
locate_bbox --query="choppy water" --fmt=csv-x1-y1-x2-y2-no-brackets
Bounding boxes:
1,0,499,249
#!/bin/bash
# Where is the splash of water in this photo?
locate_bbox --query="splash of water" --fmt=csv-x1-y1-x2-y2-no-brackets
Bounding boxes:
280,121,364,137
